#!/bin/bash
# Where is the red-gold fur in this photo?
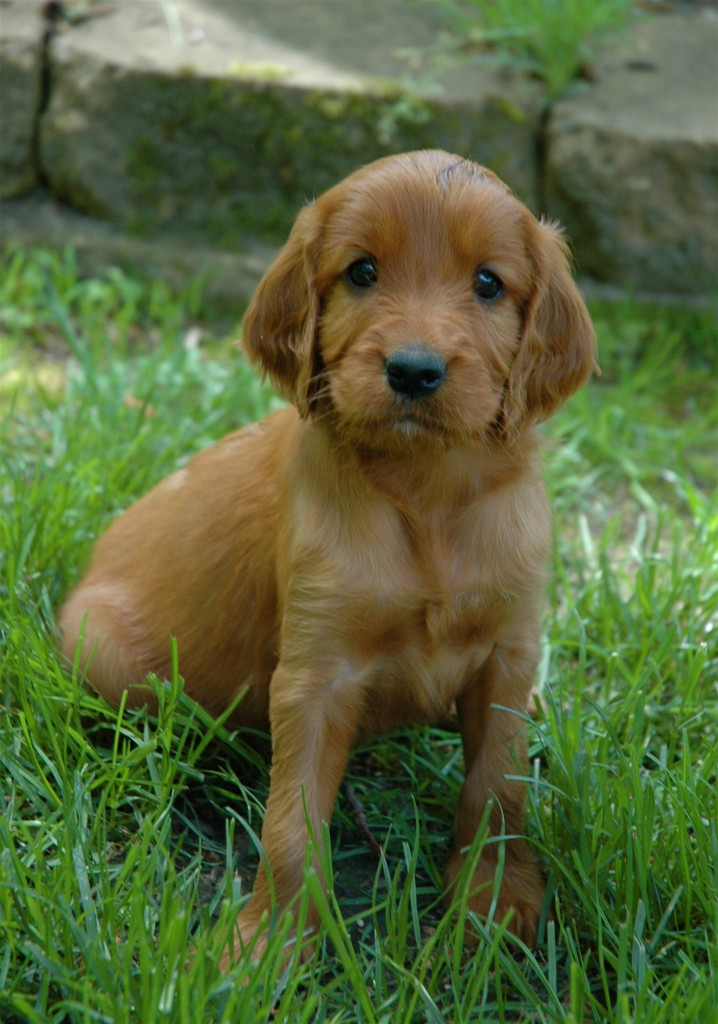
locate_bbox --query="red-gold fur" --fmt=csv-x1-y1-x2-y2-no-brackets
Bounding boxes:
58,150,596,964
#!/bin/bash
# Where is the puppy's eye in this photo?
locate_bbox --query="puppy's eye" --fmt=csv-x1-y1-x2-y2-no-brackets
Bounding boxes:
473,267,504,302
346,257,378,289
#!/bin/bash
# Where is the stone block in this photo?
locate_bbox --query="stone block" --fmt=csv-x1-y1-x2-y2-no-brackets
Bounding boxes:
38,0,543,245
545,14,718,297
0,0,45,198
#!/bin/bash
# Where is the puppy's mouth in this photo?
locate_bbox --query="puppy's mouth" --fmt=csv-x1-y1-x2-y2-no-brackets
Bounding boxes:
331,392,453,449
353,395,458,451
327,345,497,447
387,397,445,436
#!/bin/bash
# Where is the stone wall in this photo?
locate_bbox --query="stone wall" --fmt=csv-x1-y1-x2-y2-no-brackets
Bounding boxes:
1,0,716,301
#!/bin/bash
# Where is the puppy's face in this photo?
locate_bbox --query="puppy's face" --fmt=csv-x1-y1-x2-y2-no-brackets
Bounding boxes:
244,151,596,447
315,160,534,446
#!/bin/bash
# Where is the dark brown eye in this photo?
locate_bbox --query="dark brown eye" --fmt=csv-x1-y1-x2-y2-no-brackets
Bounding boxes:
473,267,504,302
346,257,378,289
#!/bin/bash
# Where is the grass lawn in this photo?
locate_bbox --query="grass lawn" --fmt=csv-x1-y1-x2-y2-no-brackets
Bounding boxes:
1,246,716,1023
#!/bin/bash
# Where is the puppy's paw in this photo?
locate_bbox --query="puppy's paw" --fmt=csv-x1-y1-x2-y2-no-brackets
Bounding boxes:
447,846,545,946
213,907,269,970
213,906,316,972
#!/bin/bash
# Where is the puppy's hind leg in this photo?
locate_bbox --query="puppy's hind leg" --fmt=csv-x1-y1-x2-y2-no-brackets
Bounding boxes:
58,582,158,711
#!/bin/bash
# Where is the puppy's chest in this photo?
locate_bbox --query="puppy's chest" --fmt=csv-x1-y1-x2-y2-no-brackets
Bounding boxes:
386,513,504,630
346,523,507,667
288,515,521,726
359,576,497,658
289,496,532,708
422,588,493,643
346,580,497,727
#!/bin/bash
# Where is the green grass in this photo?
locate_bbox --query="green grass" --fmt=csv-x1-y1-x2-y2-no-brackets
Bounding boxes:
1,246,716,1023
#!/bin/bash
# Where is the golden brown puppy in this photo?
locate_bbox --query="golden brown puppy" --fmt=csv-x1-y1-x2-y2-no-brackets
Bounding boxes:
59,150,596,965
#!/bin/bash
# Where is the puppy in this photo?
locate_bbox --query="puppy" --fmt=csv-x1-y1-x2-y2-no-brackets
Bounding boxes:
59,150,596,964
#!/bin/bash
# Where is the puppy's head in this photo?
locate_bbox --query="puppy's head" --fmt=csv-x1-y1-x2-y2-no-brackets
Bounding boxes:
243,150,596,445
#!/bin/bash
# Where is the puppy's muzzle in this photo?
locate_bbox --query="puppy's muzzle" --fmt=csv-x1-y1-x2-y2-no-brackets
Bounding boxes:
385,347,447,400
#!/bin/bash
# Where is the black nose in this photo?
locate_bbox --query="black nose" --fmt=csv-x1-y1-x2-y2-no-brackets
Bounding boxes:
385,348,447,399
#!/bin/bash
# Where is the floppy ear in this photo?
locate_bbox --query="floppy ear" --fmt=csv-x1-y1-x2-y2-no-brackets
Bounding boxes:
504,218,597,429
241,203,325,417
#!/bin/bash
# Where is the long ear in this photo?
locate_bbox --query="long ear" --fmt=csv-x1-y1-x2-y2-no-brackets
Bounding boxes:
241,203,324,416
505,218,597,429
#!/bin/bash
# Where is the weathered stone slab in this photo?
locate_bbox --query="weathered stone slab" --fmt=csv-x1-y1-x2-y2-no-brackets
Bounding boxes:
0,190,274,306
545,13,718,296
0,0,45,198
39,0,543,246
6,0,715,303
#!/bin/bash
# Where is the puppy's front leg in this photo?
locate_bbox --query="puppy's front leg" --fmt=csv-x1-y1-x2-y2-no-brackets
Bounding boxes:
446,644,545,944
225,663,359,965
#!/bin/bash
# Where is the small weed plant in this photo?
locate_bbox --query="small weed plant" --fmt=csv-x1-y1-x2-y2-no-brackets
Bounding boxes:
1,247,716,1022
429,0,633,98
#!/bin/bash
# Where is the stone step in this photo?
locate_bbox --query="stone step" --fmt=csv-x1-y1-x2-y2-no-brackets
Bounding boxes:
545,11,718,297
1,0,716,301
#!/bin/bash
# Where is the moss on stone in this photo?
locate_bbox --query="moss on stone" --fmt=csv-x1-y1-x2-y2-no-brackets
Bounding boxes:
44,62,540,246
128,137,171,188
225,61,289,83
